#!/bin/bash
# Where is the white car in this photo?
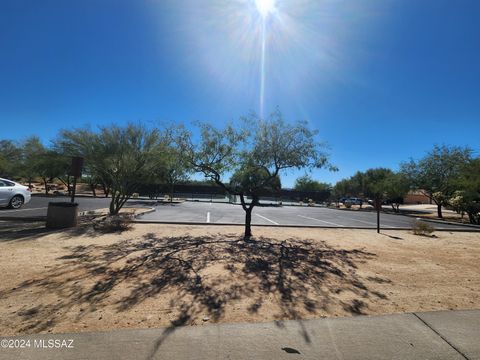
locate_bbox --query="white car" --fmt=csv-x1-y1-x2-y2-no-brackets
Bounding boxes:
0,178,32,209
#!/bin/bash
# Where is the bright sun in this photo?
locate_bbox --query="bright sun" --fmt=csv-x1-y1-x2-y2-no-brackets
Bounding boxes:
255,0,276,17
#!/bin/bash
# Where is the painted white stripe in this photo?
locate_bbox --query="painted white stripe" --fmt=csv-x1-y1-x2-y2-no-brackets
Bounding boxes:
344,215,399,228
256,213,279,225
297,215,342,227
206,212,211,223
4,207,48,213
343,217,377,226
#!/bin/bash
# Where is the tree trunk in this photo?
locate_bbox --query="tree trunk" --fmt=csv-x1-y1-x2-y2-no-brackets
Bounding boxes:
437,203,443,218
109,199,116,215
102,183,109,198
43,178,49,195
170,183,174,203
468,212,479,225
244,208,253,240
109,192,121,215
240,194,257,241
91,184,97,198
67,176,71,197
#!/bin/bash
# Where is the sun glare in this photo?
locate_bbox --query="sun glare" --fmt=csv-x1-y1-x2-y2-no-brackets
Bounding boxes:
255,0,276,17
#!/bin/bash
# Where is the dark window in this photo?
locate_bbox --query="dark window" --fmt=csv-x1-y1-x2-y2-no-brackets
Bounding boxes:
0,180,14,187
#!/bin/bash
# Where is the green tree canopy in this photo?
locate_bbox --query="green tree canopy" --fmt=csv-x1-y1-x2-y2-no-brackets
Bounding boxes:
450,158,480,224
57,124,168,214
179,111,335,239
19,136,46,187
294,175,331,193
334,168,409,212
401,145,472,218
0,140,22,178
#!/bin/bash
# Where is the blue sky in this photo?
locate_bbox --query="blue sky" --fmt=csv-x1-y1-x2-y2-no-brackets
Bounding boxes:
1,0,479,187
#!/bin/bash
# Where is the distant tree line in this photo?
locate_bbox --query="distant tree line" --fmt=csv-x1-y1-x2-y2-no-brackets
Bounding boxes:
0,112,336,239
1,117,478,231
332,145,479,224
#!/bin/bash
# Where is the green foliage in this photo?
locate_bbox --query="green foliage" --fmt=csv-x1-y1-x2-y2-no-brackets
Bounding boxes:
333,168,409,212
180,112,333,196
0,140,22,178
58,124,167,214
19,137,46,185
230,164,281,196
333,178,355,199
360,168,394,199
294,175,331,193
450,158,480,224
152,133,192,201
179,111,334,238
401,145,472,217
33,150,69,194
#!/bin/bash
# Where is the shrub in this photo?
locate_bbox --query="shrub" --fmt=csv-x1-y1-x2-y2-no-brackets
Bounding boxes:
412,220,435,236
94,214,133,233
344,202,352,209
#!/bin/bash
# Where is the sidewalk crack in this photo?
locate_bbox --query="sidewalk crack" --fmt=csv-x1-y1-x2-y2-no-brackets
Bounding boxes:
412,313,470,360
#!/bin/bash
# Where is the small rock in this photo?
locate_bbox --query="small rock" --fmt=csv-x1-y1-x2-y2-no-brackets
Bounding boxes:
202,316,210,322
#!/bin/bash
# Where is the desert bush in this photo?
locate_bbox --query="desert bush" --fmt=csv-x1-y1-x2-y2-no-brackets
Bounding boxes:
94,214,134,233
412,220,435,236
344,202,352,209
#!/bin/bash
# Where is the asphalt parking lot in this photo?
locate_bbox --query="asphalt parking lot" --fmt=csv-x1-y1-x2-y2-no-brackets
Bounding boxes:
137,201,476,230
1,196,476,230
0,196,112,219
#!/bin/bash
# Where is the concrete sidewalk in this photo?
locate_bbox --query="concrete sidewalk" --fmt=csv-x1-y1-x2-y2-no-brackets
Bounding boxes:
1,310,478,360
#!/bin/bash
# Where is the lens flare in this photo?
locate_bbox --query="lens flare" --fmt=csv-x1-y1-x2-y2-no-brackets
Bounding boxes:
255,0,275,17
162,0,379,122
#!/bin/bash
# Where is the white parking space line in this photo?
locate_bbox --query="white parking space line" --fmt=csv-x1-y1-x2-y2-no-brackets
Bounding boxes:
4,207,48,212
206,212,211,223
343,214,401,228
343,217,377,226
256,214,279,225
297,215,342,227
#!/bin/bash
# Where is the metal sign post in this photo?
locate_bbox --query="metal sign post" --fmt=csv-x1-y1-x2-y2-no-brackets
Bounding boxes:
70,157,84,203
374,198,381,233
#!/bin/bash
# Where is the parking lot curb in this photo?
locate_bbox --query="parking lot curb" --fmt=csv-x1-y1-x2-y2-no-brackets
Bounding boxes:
79,207,156,218
132,220,480,232
403,214,480,229
0,216,45,222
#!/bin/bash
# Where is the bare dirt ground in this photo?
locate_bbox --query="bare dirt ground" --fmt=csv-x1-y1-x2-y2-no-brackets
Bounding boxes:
0,222,479,336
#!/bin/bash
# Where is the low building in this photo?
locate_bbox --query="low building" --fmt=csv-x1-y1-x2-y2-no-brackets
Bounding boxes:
404,190,431,205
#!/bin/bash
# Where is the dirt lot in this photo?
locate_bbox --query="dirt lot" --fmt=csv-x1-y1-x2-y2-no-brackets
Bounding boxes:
0,223,479,336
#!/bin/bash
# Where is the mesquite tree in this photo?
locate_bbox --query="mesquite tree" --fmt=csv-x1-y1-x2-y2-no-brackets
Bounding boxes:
57,124,167,215
401,145,472,218
179,112,334,239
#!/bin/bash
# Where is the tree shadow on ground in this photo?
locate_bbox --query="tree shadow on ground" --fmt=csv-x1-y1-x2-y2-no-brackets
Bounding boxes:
1,233,389,357
0,217,133,242
380,233,404,240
